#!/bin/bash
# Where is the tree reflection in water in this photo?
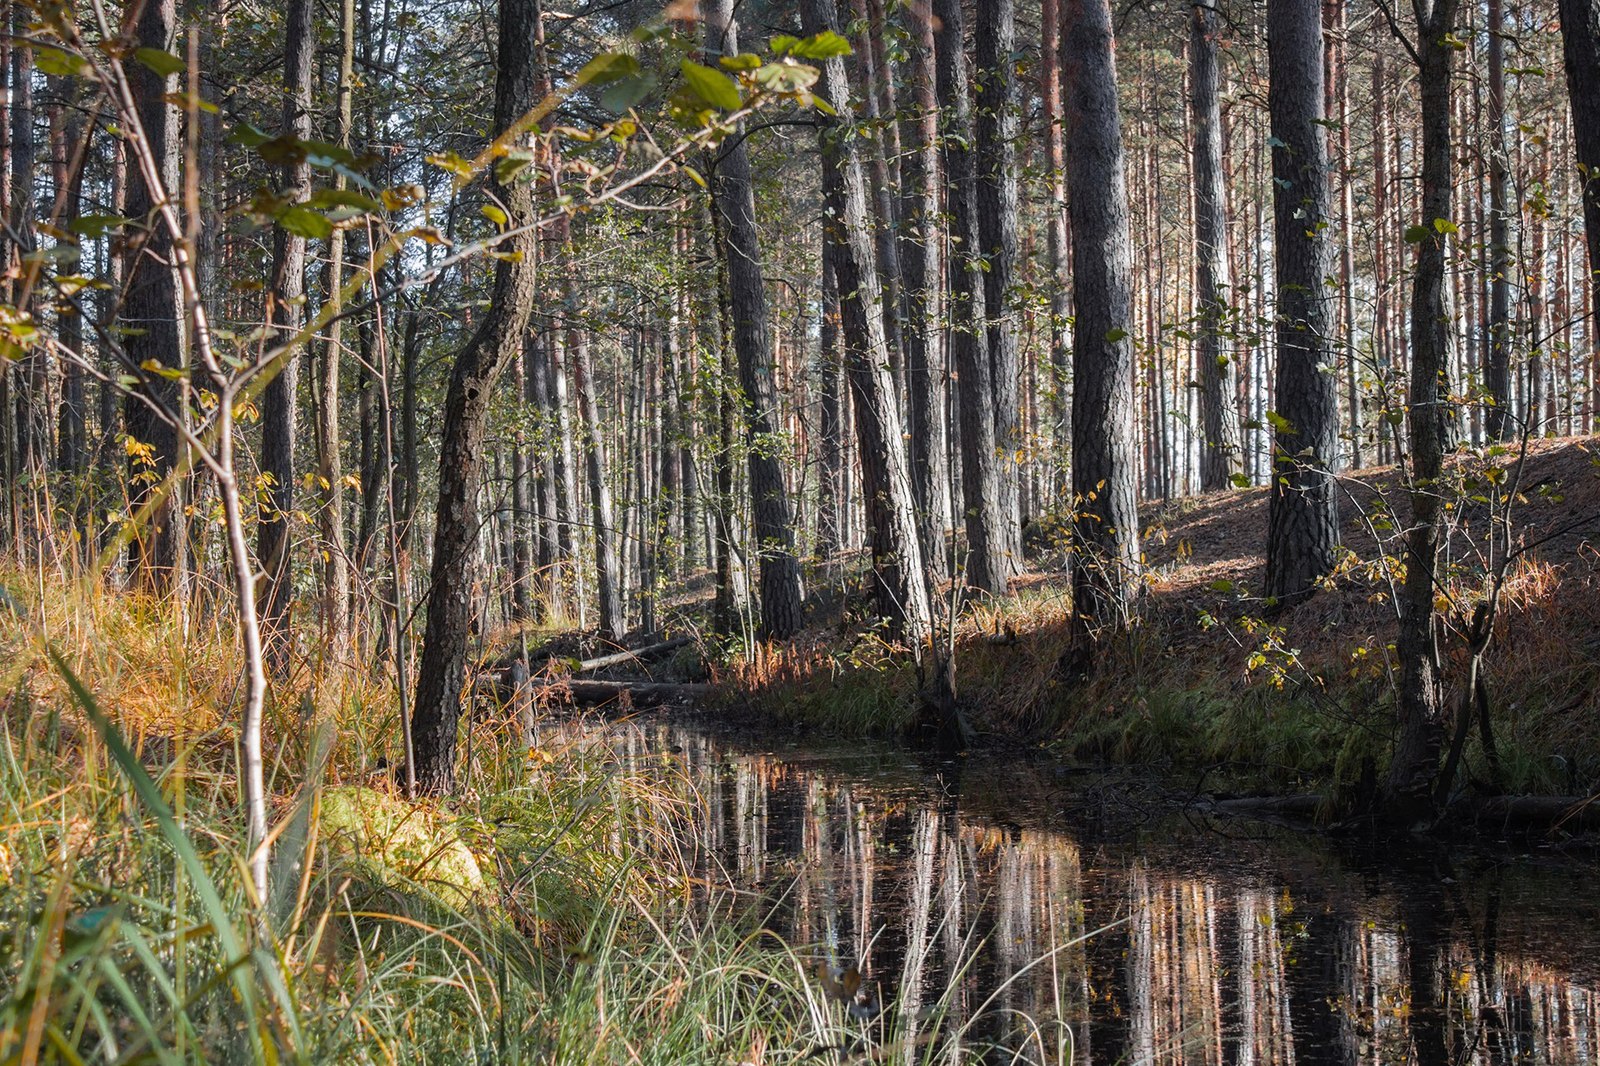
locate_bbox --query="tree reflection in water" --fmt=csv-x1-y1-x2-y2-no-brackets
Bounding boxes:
557,717,1600,1064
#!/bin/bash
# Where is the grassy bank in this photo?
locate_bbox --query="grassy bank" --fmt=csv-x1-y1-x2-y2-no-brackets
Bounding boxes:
726,436,1600,805
0,577,873,1063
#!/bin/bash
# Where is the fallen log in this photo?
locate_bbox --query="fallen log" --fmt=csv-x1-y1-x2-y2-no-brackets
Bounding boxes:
570,635,694,675
537,678,715,708
1465,795,1600,834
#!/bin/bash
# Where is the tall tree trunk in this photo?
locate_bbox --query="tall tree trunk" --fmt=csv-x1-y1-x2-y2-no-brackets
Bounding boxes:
817,253,843,558
1190,2,1244,491
1562,0,1600,346
122,0,186,597
51,88,86,488
571,322,625,639
409,0,540,795
975,0,1023,561
899,0,950,576
704,0,806,639
258,0,313,667
805,0,934,646
1264,0,1340,606
934,0,1008,596
1386,0,1461,816
1062,0,1142,633
316,0,356,660
1041,0,1073,503
1485,0,1514,438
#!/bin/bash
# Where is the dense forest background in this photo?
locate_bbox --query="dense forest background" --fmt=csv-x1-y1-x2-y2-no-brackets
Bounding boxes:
1,0,1598,849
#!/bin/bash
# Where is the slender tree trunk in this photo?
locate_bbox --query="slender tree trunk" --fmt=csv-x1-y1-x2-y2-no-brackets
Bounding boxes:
805,0,934,646
705,0,806,639
258,0,313,668
1042,0,1073,503
818,253,843,558
975,0,1023,565
1486,0,1514,438
316,0,356,660
1062,0,1143,633
1386,0,1461,817
571,323,625,639
1562,0,1600,351
934,0,1008,596
409,0,540,795
122,0,186,597
1190,2,1244,491
900,0,950,575
1264,0,1340,605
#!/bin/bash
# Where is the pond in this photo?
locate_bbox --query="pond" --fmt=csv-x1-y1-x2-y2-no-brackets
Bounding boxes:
552,713,1600,1064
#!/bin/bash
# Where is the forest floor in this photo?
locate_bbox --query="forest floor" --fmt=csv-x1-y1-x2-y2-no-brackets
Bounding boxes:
709,434,1600,806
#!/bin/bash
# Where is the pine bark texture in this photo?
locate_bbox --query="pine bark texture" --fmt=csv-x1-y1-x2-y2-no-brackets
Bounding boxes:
1264,0,1340,605
410,0,541,795
975,0,1023,562
1386,0,1460,817
122,0,186,595
1062,0,1143,626
805,0,934,646
934,0,1008,595
1486,0,1514,438
1560,0,1600,323
259,0,313,665
1189,3,1244,491
706,0,805,638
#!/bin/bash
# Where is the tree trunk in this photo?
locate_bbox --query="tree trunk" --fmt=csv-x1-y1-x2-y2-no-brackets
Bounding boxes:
1385,0,1461,820
975,0,1023,565
1062,0,1143,631
259,0,313,668
805,0,934,646
316,0,356,660
1562,0,1600,350
571,323,626,639
1264,0,1340,606
122,0,186,597
1041,0,1073,503
934,0,1008,596
705,0,806,639
409,0,541,795
818,253,844,558
1485,0,1514,438
1189,2,1244,491
899,0,950,576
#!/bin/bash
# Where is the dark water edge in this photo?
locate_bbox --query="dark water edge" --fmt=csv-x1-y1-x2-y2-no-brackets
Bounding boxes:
547,711,1600,1065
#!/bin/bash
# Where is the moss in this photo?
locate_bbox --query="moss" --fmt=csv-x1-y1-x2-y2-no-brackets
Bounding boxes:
318,785,492,908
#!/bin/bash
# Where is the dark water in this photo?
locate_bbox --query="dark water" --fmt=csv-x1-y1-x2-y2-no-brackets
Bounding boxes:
562,715,1600,1064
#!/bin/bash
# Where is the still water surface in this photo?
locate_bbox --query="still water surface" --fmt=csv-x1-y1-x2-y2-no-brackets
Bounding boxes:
559,714,1600,1064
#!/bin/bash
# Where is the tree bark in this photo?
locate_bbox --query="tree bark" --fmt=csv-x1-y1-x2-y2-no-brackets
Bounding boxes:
805,0,934,646
1041,0,1073,503
571,322,626,639
409,0,541,795
1264,0,1340,606
899,0,950,575
1558,0,1600,380
1485,0,1514,438
122,0,187,597
1189,3,1244,491
975,0,1023,562
705,0,806,639
1385,0,1461,819
1062,0,1143,630
259,0,313,668
934,0,1008,596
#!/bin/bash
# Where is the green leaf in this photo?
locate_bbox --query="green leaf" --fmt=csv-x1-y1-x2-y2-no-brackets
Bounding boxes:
1265,410,1293,433
680,60,742,110
1209,579,1235,593
69,214,129,239
278,205,333,240
1229,472,1252,488
719,52,762,71
1403,223,1430,243
1104,327,1128,344
577,51,641,87
1432,217,1459,235
133,47,185,78
788,31,853,60
769,33,802,55
36,47,90,77
306,187,382,213
600,72,655,115
481,204,508,226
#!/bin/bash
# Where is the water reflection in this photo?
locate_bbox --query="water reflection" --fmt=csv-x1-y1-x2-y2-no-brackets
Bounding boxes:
567,717,1600,1064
